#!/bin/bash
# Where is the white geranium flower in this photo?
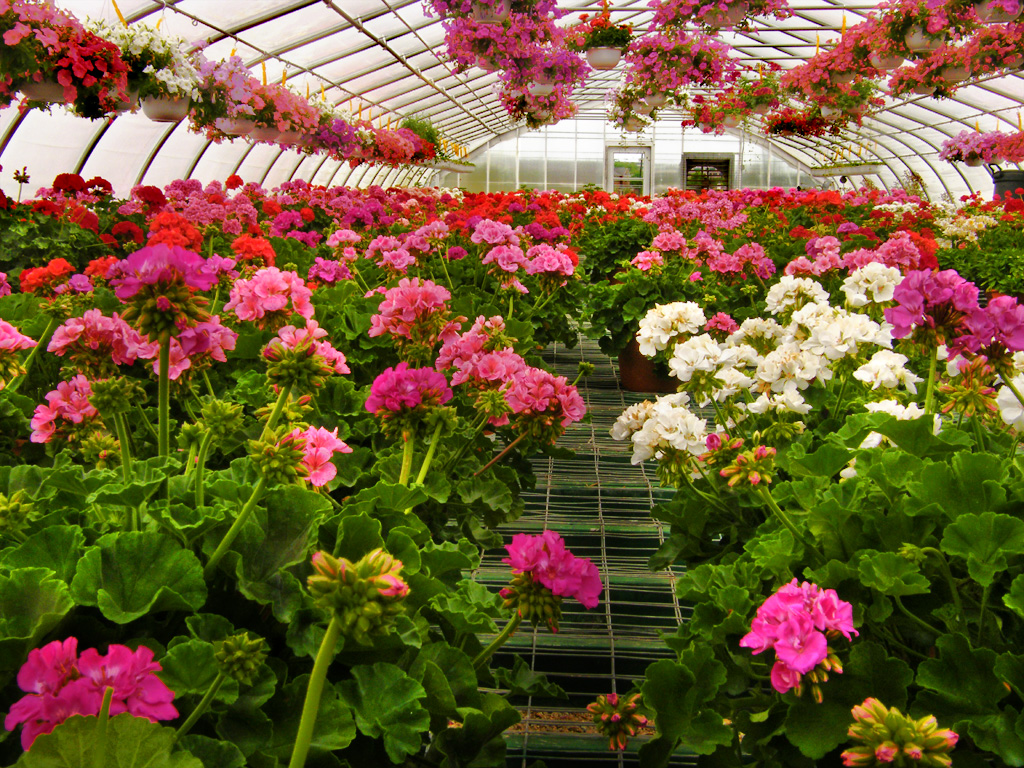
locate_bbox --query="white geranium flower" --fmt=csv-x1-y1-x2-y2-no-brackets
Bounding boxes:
997,375,1024,431
610,400,657,442
764,276,829,316
636,302,707,357
854,350,923,393
842,263,902,307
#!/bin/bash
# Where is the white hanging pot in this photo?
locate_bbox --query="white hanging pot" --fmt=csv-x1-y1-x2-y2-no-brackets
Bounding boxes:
912,83,937,95
723,114,741,128
869,52,904,70
974,0,1022,22
21,78,67,103
633,101,654,115
751,103,772,115
941,65,970,83
470,0,510,23
644,92,668,108
820,105,842,119
965,155,985,167
529,82,555,97
586,47,622,70
704,1,748,27
249,125,282,143
216,117,256,136
142,95,190,123
904,25,945,53
832,71,857,85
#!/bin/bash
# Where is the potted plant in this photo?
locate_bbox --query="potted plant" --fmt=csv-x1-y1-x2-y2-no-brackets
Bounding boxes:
189,54,263,139
649,0,793,29
89,20,197,119
0,1,129,117
938,129,1005,166
565,3,633,70
623,30,741,99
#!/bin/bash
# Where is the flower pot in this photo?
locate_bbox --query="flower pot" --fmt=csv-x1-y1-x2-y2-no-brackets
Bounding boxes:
751,103,771,115
723,114,741,128
586,47,622,70
142,96,190,123
904,26,945,53
993,169,1024,199
869,52,904,70
470,0,510,23
941,65,970,83
974,0,1022,22
20,79,67,103
965,155,985,167
633,100,654,115
912,83,937,96
820,106,842,119
529,82,555,97
216,117,256,135
477,57,499,72
832,71,857,85
704,1,749,27
644,92,668,108
624,117,645,132
809,163,884,177
277,130,302,144
617,339,677,393
249,125,282,142
699,121,714,132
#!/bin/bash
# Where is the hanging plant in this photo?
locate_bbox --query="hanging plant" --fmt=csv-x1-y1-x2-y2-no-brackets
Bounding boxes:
623,30,740,98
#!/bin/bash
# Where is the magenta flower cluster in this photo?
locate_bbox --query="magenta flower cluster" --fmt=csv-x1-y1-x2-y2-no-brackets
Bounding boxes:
739,579,857,694
364,362,454,416
505,366,587,427
29,375,98,444
108,243,216,301
224,267,314,327
367,277,463,345
48,309,155,370
289,426,352,486
884,269,980,342
502,530,602,609
4,638,177,750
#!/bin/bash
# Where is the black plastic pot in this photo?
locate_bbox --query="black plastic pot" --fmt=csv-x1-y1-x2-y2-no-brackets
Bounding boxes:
991,168,1024,200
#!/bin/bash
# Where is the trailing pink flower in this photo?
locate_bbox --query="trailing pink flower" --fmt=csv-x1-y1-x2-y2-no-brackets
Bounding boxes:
4,639,177,750
224,267,314,330
740,579,856,698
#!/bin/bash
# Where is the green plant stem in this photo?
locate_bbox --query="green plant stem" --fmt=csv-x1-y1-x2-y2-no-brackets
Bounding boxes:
204,476,267,578
404,421,444,514
158,334,171,460
473,613,523,671
920,547,965,628
973,415,987,453
923,346,939,415
893,595,943,638
173,672,226,743
398,431,415,486
474,432,527,477
1004,376,1024,412
10,315,58,392
185,443,198,477
194,431,215,508
288,614,343,768
756,486,825,566
261,383,293,439
202,369,216,399
133,401,159,443
832,375,849,419
977,583,992,644
92,686,114,768
523,289,557,321
438,251,454,289
114,413,134,486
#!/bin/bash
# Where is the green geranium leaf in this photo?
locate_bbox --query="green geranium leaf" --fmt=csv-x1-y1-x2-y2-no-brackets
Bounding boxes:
857,551,930,596
347,481,429,516
87,457,182,507
0,525,84,583
177,735,246,768
0,567,73,673
1004,574,1024,619
641,647,731,755
430,580,503,634
745,528,800,579
779,442,852,478
70,532,206,624
434,694,519,768
15,714,202,768
409,642,481,712
235,485,329,581
914,633,1007,724
332,511,384,562
493,655,567,700
215,707,273,757
158,638,239,704
261,674,356,760
420,539,480,581
339,662,431,763
908,453,1007,519
941,511,1024,586
385,529,421,575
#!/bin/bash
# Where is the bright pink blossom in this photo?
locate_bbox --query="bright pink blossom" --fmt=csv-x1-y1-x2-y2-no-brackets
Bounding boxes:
109,243,216,300
503,530,602,609
224,267,314,328
365,362,454,415
30,376,99,444
290,426,352,486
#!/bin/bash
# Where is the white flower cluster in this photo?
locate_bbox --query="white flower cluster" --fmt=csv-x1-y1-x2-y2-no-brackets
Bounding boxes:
612,392,712,465
636,301,706,357
764,276,829,316
610,400,657,442
841,263,902,307
997,374,1024,431
934,212,999,244
89,20,199,99
854,350,922,393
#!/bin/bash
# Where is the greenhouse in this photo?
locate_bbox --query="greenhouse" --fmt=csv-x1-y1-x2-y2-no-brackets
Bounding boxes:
0,0,1022,766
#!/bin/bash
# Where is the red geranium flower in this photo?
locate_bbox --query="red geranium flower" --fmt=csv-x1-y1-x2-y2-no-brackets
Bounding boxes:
52,174,86,194
225,174,243,190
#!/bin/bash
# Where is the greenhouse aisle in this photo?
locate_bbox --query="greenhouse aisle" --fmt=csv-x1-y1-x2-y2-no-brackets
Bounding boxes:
476,338,697,767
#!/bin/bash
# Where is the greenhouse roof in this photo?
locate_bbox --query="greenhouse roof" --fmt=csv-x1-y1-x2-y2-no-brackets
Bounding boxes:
1,0,1022,197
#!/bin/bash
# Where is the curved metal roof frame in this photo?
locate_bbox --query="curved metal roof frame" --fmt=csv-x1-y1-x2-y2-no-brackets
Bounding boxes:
0,0,1020,199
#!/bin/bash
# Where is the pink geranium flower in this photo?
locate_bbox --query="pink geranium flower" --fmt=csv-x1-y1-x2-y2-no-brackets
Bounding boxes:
290,426,352,486
502,530,602,609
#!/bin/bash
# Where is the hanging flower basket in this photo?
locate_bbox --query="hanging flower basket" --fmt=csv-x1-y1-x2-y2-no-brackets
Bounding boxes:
471,0,511,23
250,125,283,143
587,47,622,70
644,92,668,108
808,163,884,177
869,52,904,70
215,117,256,136
974,0,1022,23
20,79,68,104
904,25,946,53
142,95,190,123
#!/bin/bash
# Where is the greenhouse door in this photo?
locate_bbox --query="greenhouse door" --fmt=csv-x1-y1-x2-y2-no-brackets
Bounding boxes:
606,147,651,196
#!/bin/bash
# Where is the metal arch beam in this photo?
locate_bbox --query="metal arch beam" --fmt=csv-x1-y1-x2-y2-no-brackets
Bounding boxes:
70,118,117,177
133,122,185,187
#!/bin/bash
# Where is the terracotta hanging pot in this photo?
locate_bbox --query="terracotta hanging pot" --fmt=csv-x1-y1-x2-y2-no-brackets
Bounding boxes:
618,339,678,393
249,125,282,142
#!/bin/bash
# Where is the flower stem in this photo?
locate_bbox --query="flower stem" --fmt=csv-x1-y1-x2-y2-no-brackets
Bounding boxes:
473,612,523,671
133,400,159,443
10,315,57,392
288,614,343,768
204,476,267,578
405,421,443,514
261,383,293,439
92,686,114,768
474,432,527,476
977,583,992,644
923,347,939,415
114,413,134,486
1004,376,1024,412
194,430,215,508
920,546,965,628
158,334,171,460
173,672,225,743
893,595,943,638
202,369,216,399
832,375,849,419
756,486,826,565
398,430,415,486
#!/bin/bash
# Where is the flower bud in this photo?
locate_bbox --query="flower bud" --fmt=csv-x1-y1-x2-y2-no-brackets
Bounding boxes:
214,632,268,686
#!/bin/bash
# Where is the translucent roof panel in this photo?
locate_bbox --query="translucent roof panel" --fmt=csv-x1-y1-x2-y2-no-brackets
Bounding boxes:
0,0,1019,199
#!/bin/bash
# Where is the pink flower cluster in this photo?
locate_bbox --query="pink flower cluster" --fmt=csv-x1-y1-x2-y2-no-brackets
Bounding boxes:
224,267,314,328
952,294,1024,359
264,319,350,376
30,375,99,443
505,367,587,434
163,317,238,380
740,579,857,694
707,242,776,279
364,362,454,416
785,236,844,276
885,269,980,342
367,278,463,347
48,310,155,371
108,243,216,301
843,231,926,272
502,530,602,609
289,426,352,486
4,638,177,750
0,319,35,355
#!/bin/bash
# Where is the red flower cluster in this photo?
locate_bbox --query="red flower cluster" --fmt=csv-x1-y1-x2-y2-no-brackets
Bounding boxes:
19,258,75,295
147,211,203,252
231,234,276,267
